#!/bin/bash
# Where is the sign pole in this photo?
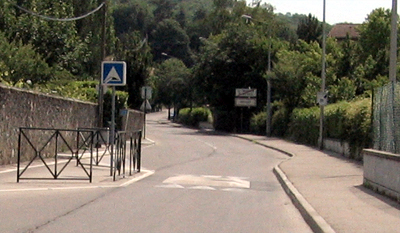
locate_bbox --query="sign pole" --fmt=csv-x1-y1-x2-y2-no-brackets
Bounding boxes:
143,88,147,139
110,86,115,176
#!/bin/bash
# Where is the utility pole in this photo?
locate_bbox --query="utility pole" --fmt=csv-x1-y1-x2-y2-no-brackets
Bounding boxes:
389,0,397,84
266,38,272,137
319,0,327,150
389,0,398,152
98,0,107,128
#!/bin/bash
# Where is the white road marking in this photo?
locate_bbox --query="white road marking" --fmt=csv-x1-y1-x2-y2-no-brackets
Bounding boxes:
163,174,250,189
155,183,185,189
187,186,216,190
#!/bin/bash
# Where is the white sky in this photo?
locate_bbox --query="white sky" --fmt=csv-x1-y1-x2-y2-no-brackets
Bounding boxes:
248,0,393,24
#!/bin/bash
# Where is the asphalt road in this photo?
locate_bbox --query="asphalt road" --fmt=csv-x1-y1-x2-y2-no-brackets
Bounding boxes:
0,111,311,233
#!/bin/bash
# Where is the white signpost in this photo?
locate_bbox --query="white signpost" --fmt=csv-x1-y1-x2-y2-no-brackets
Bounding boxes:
235,88,257,107
235,88,257,132
317,91,328,106
101,61,127,174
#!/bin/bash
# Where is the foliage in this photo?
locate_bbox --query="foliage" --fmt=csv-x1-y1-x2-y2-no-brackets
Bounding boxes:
0,32,53,85
103,90,129,129
250,111,266,135
178,107,210,127
296,14,322,43
115,31,153,109
287,98,371,159
152,58,191,110
150,19,193,66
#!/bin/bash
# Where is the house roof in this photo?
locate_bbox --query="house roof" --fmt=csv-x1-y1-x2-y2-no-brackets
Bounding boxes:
328,23,360,40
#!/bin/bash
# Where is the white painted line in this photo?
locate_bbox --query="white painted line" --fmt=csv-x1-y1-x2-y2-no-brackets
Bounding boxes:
155,183,185,189
187,186,216,190
120,169,155,187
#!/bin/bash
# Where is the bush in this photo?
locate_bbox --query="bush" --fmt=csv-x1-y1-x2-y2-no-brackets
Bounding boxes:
178,107,210,127
250,111,266,135
272,104,290,137
288,106,320,145
288,98,371,160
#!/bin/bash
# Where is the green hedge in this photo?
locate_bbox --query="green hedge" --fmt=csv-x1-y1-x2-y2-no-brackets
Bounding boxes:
288,98,371,159
250,98,372,160
178,107,211,127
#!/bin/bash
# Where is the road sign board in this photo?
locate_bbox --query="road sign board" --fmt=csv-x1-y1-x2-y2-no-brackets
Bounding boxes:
235,98,257,107
317,91,328,106
141,86,152,100
101,61,126,86
235,88,257,97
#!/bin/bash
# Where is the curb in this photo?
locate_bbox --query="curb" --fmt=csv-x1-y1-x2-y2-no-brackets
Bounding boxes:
234,135,336,233
273,166,336,233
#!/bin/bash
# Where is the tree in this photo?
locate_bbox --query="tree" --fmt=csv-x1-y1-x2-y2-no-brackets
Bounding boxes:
116,31,153,109
356,8,395,80
151,0,176,23
153,58,191,115
193,23,271,131
296,14,322,43
150,19,193,66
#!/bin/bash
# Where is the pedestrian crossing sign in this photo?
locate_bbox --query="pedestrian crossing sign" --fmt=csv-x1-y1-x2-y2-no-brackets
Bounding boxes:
101,61,126,86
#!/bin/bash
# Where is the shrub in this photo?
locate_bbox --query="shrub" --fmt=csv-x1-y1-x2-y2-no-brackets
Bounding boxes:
288,106,320,145
288,98,371,160
178,107,210,127
272,104,290,137
250,111,266,135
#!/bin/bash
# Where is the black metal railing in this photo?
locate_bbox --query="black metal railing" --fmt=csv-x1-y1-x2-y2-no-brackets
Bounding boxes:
78,128,111,166
112,130,142,181
17,128,94,182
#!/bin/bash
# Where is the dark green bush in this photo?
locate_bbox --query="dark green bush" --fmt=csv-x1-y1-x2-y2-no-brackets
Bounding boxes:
288,98,371,159
250,111,266,135
288,106,320,145
178,107,210,127
271,104,290,137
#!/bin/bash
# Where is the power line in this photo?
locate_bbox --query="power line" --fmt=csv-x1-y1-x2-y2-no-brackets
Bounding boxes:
10,2,105,22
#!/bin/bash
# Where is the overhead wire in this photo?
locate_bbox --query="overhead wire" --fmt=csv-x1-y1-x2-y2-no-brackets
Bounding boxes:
9,1,105,22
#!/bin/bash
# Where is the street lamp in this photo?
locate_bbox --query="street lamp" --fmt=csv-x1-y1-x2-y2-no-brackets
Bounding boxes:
241,14,272,137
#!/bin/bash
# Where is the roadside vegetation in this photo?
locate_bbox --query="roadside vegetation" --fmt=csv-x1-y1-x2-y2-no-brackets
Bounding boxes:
0,0,396,158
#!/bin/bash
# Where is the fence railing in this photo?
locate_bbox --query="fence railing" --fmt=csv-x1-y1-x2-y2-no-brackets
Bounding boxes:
78,127,111,166
112,130,142,181
17,127,94,182
17,127,143,183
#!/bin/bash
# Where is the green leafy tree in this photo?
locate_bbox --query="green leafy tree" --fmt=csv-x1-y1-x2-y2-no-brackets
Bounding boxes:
153,58,191,114
0,32,54,85
150,19,193,66
116,31,153,109
193,23,272,131
296,14,322,43
356,8,396,80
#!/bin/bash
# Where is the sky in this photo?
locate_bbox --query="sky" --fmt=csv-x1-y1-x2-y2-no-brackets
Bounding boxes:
247,0,393,24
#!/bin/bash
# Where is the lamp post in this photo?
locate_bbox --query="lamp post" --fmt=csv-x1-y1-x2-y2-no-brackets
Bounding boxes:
318,0,327,150
241,14,272,137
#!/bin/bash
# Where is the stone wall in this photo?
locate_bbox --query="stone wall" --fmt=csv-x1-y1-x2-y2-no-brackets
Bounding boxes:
0,84,98,164
363,149,400,202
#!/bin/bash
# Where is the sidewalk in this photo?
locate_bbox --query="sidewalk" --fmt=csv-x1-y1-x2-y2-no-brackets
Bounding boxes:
236,134,400,233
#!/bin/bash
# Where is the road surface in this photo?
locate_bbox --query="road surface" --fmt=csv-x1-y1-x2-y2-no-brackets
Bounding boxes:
0,111,311,233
